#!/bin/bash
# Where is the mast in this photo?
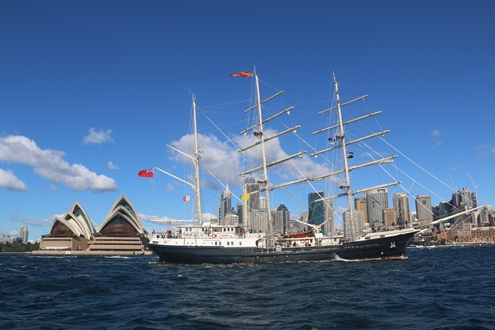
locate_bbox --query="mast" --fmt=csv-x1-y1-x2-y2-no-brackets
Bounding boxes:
333,76,354,227
254,72,273,238
239,70,304,243
192,95,203,226
154,96,203,225
311,74,399,240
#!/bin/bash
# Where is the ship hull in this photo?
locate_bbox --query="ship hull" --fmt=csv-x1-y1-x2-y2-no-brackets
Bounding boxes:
148,230,417,264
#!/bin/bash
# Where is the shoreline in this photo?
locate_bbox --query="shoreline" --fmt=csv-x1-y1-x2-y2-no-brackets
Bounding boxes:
31,250,155,256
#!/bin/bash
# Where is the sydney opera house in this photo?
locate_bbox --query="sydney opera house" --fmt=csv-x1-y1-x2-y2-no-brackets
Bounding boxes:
34,195,151,255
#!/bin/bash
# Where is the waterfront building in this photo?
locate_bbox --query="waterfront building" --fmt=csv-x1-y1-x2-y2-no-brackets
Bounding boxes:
471,227,495,243
393,193,410,226
447,222,472,242
37,195,148,255
415,195,433,227
366,188,389,228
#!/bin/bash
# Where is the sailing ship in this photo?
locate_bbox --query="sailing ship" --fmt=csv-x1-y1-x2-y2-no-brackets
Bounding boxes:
147,71,419,264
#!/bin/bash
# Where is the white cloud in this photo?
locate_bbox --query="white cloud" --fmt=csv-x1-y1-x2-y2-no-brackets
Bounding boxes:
170,133,244,187
83,128,114,145
0,169,29,191
431,129,441,137
20,218,44,227
0,228,17,236
431,129,443,148
168,130,330,190
0,135,118,193
138,213,168,222
475,143,495,157
43,214,64,227
108,161,118,169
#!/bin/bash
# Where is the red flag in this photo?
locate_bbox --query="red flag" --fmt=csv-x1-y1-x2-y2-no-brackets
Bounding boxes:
138,168,154,178
183,195,190,202
230,71,252,78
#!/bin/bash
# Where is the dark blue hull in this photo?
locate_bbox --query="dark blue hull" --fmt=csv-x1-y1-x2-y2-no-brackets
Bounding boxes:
148,231,417,264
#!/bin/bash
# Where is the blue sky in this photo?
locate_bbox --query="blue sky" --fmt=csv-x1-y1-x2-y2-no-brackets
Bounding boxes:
1,1,494,240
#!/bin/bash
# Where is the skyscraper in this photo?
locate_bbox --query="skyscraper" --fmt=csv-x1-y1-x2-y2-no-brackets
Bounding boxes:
451,187,478,224
219,185,232,225
383,208,396,227
354,197,368,224
242,177,260,230
18,225,28,243
324,200,335,236
452,187,477,210
308,191,325,227
274,204,290,234
366,188,389,228
308,192,334,235
415,195,433,226
344,210,364,241
393,193,411,226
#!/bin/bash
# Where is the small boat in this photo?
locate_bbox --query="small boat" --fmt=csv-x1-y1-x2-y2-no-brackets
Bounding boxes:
147,70,419,264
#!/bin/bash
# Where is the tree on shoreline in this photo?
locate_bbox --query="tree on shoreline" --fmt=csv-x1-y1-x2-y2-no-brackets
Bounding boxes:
0,242,39,253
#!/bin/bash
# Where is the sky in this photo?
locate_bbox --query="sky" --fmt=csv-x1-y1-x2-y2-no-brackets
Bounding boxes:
1,0,495,240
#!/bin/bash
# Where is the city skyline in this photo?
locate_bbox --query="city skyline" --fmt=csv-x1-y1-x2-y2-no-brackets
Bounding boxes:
2,2,495,240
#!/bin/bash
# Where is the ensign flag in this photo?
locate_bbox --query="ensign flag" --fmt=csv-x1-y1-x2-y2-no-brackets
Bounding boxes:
138,168,154,178
229,71,252,78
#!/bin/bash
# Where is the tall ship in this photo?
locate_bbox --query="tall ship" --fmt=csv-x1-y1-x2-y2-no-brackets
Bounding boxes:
147,70,419,264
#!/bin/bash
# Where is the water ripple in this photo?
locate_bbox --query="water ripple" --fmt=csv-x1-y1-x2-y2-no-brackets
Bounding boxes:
1,247,495,329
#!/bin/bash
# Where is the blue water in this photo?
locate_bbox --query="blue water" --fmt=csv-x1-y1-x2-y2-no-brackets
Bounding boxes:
1,246,495,329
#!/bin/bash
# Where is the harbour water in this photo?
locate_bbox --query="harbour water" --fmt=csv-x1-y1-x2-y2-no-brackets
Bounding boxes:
1,246,494,329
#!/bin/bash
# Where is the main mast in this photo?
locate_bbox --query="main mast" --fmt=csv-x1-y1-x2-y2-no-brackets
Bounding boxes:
239,70,302,242
333,76,354,221
254,72,273,237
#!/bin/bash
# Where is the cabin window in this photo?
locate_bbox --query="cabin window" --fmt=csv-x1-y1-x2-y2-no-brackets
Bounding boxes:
239,242,242,246
227,242,230,246
215,242,217,246
231,242,233,246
